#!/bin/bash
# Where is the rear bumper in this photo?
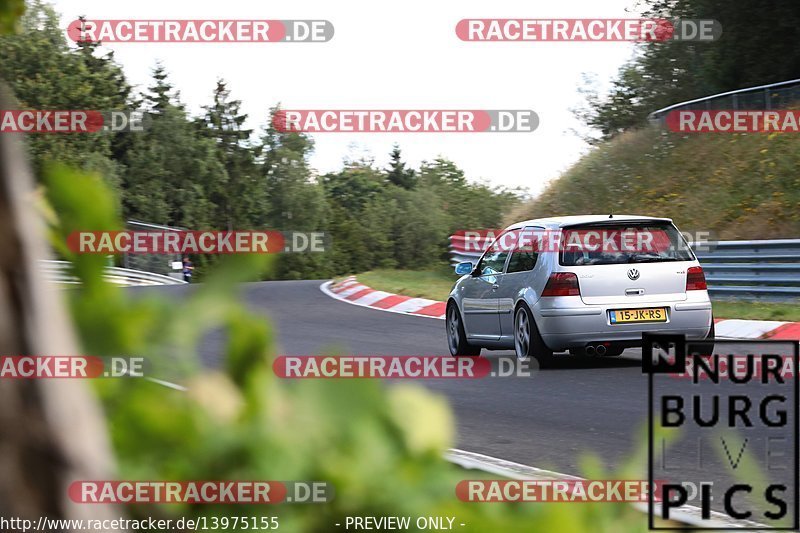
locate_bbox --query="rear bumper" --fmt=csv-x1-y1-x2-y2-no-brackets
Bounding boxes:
532,296,713,351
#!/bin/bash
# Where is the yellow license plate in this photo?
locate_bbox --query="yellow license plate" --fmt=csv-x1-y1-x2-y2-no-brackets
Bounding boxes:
609,307,667,324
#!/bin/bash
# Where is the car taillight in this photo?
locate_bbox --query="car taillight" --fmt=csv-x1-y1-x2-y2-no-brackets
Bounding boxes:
542,272,580,297
686,266,707,291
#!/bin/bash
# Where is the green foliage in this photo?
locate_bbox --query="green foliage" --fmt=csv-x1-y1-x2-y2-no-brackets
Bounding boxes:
261,112,331,279
508,127,800,239
3,0,519,282
0,0,24,35
580,0,800,138
0,1,128,182
198,78,264,229
321,157,518,276
386,144,416,189
43,163,654,533
356,268,457,302
710,300,800,322
120,66,222,228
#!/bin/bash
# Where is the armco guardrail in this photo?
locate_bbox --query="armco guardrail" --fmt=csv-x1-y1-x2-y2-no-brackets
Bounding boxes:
696,239,800,301
449,235,800,302
40,260,186,286
647,78,800,124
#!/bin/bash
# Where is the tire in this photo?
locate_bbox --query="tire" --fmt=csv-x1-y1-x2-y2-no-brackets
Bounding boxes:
514,303,553,364
704,318,716,355
446,302,481,356
689,317,715,358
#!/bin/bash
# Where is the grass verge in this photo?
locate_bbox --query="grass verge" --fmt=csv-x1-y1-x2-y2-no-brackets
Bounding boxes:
350,269,800,322
711,300,800,322
507,127,800,239
355,267,456,302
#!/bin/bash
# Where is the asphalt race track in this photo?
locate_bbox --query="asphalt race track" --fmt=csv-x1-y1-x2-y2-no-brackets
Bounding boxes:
139,280,797,517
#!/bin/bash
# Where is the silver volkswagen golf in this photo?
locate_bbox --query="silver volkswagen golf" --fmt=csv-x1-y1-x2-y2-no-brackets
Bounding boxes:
446,215,714,361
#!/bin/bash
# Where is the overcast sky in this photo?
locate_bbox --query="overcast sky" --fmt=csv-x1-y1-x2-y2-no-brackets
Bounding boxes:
50,0,640,195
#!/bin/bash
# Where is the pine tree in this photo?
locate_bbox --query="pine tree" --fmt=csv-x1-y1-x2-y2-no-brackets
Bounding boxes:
120,65,219,227
146,62,176,115
198,79,262,229
386,144,416,189
261,107,329,278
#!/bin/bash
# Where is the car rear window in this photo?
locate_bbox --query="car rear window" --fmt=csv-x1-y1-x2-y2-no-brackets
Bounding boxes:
558,222,694,266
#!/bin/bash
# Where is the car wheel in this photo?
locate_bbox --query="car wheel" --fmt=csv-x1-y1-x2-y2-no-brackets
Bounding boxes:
705,318,716,355
446,303,481,356
514,303,553,364
689,317,716,358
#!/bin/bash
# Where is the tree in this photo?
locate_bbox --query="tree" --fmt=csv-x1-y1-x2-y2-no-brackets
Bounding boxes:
323,161,393,273
146,61,173,114
581,0,800,138
0,0,23,34
0,0,129,183
119,65,220,228
261,108,329,278
0,2,119,525
198,79,263,229
386,144,416,189
322,160,384,212
1,2,520,281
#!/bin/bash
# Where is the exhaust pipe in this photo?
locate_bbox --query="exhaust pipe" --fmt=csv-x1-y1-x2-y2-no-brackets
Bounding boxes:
585,345,596,356
595,344,607,356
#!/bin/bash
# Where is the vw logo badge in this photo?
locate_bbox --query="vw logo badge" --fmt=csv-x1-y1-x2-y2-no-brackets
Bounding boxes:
627,268,640,281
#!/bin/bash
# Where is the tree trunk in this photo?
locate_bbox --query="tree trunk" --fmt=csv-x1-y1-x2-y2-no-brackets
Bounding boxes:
0,86,122,528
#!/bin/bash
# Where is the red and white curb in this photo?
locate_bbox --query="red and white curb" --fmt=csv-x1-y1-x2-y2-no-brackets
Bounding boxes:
323,277,800,340
321,276,446,319
715,318,800,340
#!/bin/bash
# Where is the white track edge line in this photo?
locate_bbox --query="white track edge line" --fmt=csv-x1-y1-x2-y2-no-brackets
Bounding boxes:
155,285,775,528
448,448,766,529
141,365,762,528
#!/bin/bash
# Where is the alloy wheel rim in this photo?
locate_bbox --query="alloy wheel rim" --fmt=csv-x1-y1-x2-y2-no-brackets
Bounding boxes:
515,310,530,359
448,307,460,352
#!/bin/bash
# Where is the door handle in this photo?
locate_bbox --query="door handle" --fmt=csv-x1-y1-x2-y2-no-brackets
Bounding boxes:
492,284,499,290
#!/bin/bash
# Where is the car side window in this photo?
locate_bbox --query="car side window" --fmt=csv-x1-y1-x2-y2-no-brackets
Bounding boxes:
477,233,511,276
506,227,539,274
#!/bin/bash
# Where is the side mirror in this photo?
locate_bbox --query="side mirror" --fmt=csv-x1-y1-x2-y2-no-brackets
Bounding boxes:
454,261,474,275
